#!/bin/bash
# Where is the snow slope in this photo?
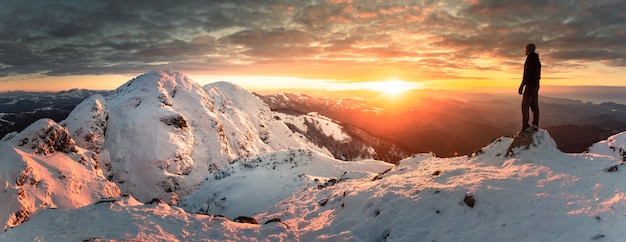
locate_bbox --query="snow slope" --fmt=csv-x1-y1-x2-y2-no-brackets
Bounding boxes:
2,129,626,241
180,148,393,219
202,81,327,157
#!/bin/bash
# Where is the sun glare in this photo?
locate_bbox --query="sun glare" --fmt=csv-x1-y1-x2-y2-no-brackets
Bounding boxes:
376,80,415,97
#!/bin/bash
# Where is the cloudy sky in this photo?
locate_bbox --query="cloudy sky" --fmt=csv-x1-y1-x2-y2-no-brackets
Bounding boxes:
0,0,624,91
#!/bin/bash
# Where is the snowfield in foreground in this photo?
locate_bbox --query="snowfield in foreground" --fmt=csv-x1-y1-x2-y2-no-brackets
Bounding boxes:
1,71,626,241
2,129,626,241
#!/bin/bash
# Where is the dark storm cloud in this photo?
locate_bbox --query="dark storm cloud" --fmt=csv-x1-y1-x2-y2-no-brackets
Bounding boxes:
0,0,624,80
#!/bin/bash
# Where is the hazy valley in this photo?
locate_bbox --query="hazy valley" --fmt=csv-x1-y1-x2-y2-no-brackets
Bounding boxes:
259,89,626,156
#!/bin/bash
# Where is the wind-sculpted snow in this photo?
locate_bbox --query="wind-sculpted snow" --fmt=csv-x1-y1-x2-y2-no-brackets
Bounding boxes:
0,119,120,229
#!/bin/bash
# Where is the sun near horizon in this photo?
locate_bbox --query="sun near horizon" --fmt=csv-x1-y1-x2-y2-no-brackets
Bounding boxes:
360,79,422,100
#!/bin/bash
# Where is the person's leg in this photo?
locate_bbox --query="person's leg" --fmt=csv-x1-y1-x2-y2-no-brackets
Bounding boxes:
521,93,531,129
530,91,539,127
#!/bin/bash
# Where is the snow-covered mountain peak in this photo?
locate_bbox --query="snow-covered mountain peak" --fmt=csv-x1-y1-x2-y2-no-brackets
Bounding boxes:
113,70,197,93
107,70,210,110
204,80,243,92
56,88,99,99
56,70,318,202
94,71,227,201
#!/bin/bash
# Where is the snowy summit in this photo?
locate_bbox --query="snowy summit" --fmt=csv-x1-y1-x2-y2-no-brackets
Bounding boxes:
1,71,626,241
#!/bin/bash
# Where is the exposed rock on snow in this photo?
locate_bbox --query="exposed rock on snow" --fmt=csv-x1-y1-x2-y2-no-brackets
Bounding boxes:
505,130,558,157
5,119,77,155
234,216,259,224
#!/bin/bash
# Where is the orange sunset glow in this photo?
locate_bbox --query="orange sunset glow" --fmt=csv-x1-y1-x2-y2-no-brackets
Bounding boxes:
0,1,624,92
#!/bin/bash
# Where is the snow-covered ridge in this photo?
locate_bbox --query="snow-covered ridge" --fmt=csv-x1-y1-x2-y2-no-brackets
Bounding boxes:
278,111,351,142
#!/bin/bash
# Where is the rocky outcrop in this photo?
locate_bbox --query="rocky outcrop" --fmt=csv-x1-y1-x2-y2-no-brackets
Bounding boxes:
6,119,77,156
0,119,120,229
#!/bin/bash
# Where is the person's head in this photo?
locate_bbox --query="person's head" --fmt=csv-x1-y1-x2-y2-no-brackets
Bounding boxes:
526,43,536,55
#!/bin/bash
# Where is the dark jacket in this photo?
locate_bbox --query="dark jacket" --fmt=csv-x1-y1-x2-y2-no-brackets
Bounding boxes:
522,53,541,87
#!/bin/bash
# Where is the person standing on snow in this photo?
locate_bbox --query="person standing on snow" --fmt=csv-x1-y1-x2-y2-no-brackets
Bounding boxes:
518,43,541,133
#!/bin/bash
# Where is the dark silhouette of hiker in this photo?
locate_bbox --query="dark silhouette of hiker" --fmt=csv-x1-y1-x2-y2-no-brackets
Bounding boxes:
518,43,541,133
